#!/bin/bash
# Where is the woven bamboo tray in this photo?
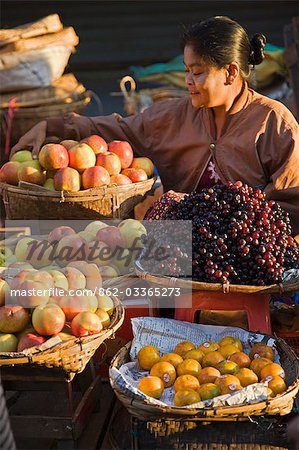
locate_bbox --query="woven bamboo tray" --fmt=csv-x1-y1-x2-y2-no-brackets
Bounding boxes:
110,338,299,421
0,177,155,220
0,295,124,376
135,260,299,295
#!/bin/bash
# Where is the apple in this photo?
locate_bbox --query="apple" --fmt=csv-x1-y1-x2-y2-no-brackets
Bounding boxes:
18,279,50,308
121,168,147,183
96,226,125,251
60,140,79,150
95,308,111,328
66,261,102,291
18,161,45,185
81,135,108,155
108,140,133,169
130,157,154,177
15,237,36,262
9,269,37,291
77,231,95,243
0,333,18,352
24,239,54,269
0,306,30,333
85,240,113,267
17,332,46,352
32,303,66,336
118,219,147,248
26,270,54,290
71,311,102,337
54,167,81,192
48,226,76,245
0,279,10,306
84,221,108,238
96,152,121,175
43,178,56,190
82,166,110,189
0,161,20,185
6,262,34,271
68,143,96,172
98,265,119,279
54,234,87,267
110,174,132,186
48,270,69,291
60,295,92,321
38,144,69,170
62,266,86,291
10,150,33,163
97,294,114,316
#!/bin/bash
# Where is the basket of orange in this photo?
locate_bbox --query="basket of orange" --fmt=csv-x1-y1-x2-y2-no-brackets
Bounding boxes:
109,317,299,421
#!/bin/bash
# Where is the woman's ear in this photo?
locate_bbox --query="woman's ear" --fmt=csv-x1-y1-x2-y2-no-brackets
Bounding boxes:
226,62,240,84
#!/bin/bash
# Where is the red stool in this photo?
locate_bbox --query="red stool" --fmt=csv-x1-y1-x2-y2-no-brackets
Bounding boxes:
174,291,272,334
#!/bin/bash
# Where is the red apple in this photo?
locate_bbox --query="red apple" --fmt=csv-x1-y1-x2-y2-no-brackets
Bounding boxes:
81,135,108,155
38,144,69,170
60,295,96,322
96,152,121,175
0,161,20,185
54,167,81,192
96,226,125,251
0,306,30,333
130,157,154,177
48,226,76,244
121,168,147,183
108,140,133,169
60,140,78,150
110,174,132,186
68,143,96,172
82,166,110,189
54,234,87,267
18,161,45,185
71,311,102,337
32,303,66,336
18,280,50,308
17,332,46,352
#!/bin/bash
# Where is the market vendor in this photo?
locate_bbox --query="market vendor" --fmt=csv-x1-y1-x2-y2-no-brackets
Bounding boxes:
10,16,299,234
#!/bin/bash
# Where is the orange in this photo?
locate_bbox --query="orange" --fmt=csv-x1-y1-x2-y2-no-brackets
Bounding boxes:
137,345,160,370
215,374,242,395
177,359,201,377
260,363,285,380
236,368,258,387
198,341,220,354
173,389,201,406
138,376,164,399
250,357,272,377
219,344,239,359
249,343,274,361
198,383,220,400
174,341,196,357
183,348,204,364
150,361,176,387
216,360,239,375
202,351,225,368
228,352,251,368
174,374,200,393
160,353,183,368
218,336,243,351
262,376,286,396
198,367,221,384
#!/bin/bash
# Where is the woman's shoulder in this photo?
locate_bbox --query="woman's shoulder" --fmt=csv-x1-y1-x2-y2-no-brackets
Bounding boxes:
249,89,298,129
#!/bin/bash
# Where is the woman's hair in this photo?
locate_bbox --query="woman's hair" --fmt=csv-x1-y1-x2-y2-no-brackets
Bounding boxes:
180,16,266,79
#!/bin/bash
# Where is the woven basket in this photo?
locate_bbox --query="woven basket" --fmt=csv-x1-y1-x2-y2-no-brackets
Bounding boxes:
0,295,124,376
134,260,299,295
110,338,299,421
0,177,155,220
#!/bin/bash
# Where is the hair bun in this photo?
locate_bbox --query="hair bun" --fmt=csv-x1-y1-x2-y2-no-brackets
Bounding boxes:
249,33,266,65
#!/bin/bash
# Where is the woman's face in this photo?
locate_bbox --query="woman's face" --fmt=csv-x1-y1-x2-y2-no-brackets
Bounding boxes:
184,45,228,108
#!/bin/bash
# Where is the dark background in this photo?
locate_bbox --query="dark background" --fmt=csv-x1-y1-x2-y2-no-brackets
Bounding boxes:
1,1,299,115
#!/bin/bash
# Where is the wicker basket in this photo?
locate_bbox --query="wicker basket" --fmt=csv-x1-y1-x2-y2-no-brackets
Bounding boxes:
110,338,299,421
135,260,299,295
0,295,124,375
0,177,155,219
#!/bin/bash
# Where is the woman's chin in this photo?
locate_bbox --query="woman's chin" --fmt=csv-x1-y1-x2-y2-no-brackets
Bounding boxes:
191,97,205,108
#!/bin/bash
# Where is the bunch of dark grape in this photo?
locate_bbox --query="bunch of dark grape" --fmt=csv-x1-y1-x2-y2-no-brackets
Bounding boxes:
144,190,187,221
146,181,299,285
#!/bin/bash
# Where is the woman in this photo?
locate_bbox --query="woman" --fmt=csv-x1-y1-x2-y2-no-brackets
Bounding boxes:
10,16,299,233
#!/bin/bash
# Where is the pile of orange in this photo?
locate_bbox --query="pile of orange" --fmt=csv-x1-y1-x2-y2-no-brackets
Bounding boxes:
136,338,287,407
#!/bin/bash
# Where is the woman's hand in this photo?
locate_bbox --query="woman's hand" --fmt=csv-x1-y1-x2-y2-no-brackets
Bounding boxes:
10,121,48,159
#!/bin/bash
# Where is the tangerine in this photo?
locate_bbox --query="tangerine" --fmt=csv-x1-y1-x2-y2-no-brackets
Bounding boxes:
262,376,286,396
236,368,258,387
260,363,285,380
198,383,220,400
216,360,239,375
250,357,272,377
215,374,242,395
218,336,243,351
228,352,251,368
219,344,239,359
202,351,225,368
138,376,164,399
137,345,160,370
249,343,274,361
150,361,176,387
177,359,202,377
183,348,205,364
174,374,200,392
160,353,183,368
174,341,196,357
198,367,221,384
198,341,220,354
173,389,201,406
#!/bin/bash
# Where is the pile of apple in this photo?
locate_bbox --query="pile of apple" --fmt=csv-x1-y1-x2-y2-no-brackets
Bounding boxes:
0,135,155,192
